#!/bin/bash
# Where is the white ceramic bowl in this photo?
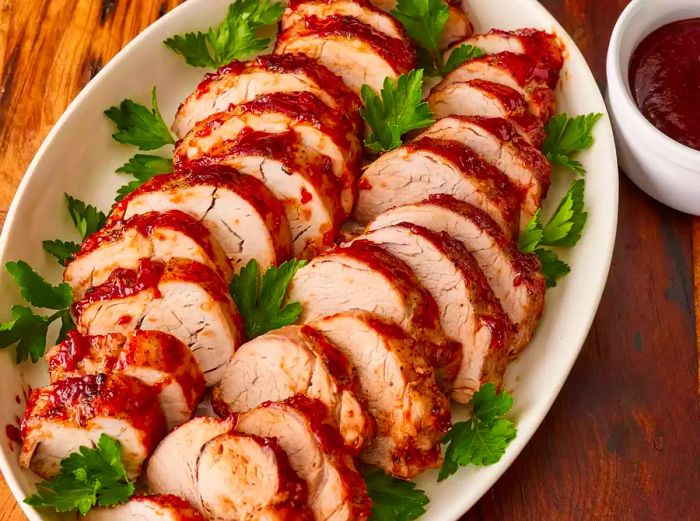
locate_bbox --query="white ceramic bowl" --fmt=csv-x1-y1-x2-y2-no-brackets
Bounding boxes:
607,0,700,214
0,0,618,519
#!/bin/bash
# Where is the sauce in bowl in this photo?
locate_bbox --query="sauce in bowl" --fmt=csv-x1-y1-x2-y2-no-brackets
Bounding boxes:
628,18,700,151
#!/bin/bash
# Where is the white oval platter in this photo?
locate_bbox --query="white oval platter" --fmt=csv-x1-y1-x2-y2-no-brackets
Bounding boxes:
0,0,618,519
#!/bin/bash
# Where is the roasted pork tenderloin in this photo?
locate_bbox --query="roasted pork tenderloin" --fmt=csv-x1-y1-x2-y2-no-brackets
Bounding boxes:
312,310,451,478
172,53,361,139
212,324,374,453
147,417,313,521
367,195,546,354
436,51,556,121
20,373,165,480
175,91,361,216
275,15,417,94
110,168,292,271
418,116,551,226
65,210,233,299
182,129,343,259
288,240,461,389
73,258,242,386
357,223,512,402
84,495,205,521
233,396,372,521
446,28,564,87
428,78,545,148
354,136,520,237
45,330,205,429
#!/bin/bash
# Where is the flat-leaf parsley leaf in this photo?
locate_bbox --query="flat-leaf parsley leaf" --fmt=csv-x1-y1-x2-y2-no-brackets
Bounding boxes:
363,466,429,521
104,87,174,150
543,113,603,174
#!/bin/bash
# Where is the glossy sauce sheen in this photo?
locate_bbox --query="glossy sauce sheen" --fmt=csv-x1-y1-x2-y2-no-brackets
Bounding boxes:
629,18,700,150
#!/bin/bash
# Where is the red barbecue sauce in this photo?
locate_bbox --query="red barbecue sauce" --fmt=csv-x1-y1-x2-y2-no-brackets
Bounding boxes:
629,18,700,151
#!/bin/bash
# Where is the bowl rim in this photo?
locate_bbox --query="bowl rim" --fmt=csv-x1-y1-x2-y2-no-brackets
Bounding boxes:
607,0,700,165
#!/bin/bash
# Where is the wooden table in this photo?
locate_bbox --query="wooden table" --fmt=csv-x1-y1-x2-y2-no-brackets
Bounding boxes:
1,0,699,519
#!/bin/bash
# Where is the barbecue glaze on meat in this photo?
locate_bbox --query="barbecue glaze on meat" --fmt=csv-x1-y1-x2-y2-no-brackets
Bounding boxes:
74,258,242,386
65,210,233,299
212,324,374,453
84,495,205,521
20,374,166,480
110,168,292,271
313,311,451,478
45,330,205,429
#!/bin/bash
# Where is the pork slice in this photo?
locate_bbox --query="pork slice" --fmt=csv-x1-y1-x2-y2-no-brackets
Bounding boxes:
173,53,361,138
358,223,512,402
146,416,234,511
312,310,451,478
198,432,313,521
369,0,472,48
212,324,374,453
183,129,344,259
446,28,564,88
288,240,461,389
355,136,519,237
436,51,556,121
110,168,292,271
74,258,242,386
234,396,372,521
45,330,205,429
176,91,361,216
275,15,417,95
20,374,165,480
428,78,545,148
65,210,233,300
418,115,551,226
283,0,405,39
83,495,204,521
367,195,546,354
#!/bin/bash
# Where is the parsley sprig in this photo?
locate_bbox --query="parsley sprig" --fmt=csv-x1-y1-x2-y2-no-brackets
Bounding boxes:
439,383,517,481
164,0,284,68
42,195,108,265
104,87,174,151
519,179,587,287
543,113,603,174
115,154,173,201
361,69,435,152
392,0,483,75
24,434,135,514
0,261,74,363
364,466,429,521
229,259,307,339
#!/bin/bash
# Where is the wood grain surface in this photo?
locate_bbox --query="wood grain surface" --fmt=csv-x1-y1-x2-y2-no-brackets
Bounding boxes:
0,0,699,520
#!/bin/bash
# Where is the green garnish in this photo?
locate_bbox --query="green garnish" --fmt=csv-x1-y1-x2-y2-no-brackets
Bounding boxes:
105,87,174,150
115,154,173,201
543,113,603,174
363,466,429,521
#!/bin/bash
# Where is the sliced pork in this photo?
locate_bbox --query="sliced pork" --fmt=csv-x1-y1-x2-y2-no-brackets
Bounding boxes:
358,224,512,402
234,396,372,521
20,374,165,480
275,15,417,94
436,52,556,120
175,91,361,216
110,168,292,271
84,495,205,521
65,210,232,299
354,136,519,237
368,195,546,354
428,78,545,148
172,53,361,138
45,330,205,429
212,325,374,453
147,417,313,521
312,310,451,478
74,258,242,386
447,28,564,87
183,129,344,258
418,116,551,225
288,240,461,388
370,0,472,48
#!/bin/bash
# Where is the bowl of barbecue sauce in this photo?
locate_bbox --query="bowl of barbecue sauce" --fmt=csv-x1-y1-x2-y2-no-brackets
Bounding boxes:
607,0,700,214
